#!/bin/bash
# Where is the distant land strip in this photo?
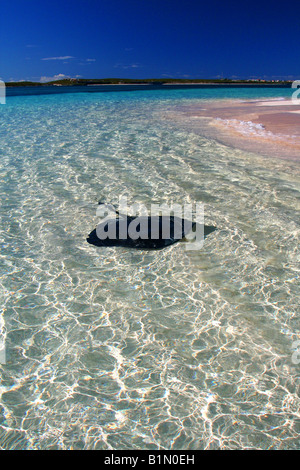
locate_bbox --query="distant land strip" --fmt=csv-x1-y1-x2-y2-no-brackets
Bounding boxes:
6,78,293,87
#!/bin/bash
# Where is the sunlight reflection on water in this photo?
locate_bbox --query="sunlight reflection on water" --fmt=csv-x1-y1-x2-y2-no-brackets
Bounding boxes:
0,89,299,449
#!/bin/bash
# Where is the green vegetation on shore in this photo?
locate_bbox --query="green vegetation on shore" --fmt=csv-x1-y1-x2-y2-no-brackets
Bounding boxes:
6,78,291,87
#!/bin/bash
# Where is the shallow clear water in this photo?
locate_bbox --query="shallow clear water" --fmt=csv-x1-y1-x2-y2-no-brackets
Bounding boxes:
0,87,299,449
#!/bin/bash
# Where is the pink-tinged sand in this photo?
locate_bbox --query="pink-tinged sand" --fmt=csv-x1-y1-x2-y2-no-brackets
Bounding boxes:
170,99,300,160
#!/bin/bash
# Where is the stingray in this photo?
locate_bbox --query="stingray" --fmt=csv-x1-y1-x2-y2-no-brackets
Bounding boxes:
87,203,216,250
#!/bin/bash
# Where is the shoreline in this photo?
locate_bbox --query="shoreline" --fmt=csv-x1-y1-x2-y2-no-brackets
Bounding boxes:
5,84,299,161
166,98,300,161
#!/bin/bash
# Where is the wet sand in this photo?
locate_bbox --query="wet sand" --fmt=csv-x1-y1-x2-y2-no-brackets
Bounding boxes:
168,99,300,160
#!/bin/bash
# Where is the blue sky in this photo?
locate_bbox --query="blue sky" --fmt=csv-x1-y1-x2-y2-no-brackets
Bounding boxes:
1,0,299,82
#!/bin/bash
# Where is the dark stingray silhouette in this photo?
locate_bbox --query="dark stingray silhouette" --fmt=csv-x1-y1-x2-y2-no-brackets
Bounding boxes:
87,204,216,250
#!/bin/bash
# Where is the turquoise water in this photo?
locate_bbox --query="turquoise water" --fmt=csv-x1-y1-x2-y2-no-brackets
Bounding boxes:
0,87,299,449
